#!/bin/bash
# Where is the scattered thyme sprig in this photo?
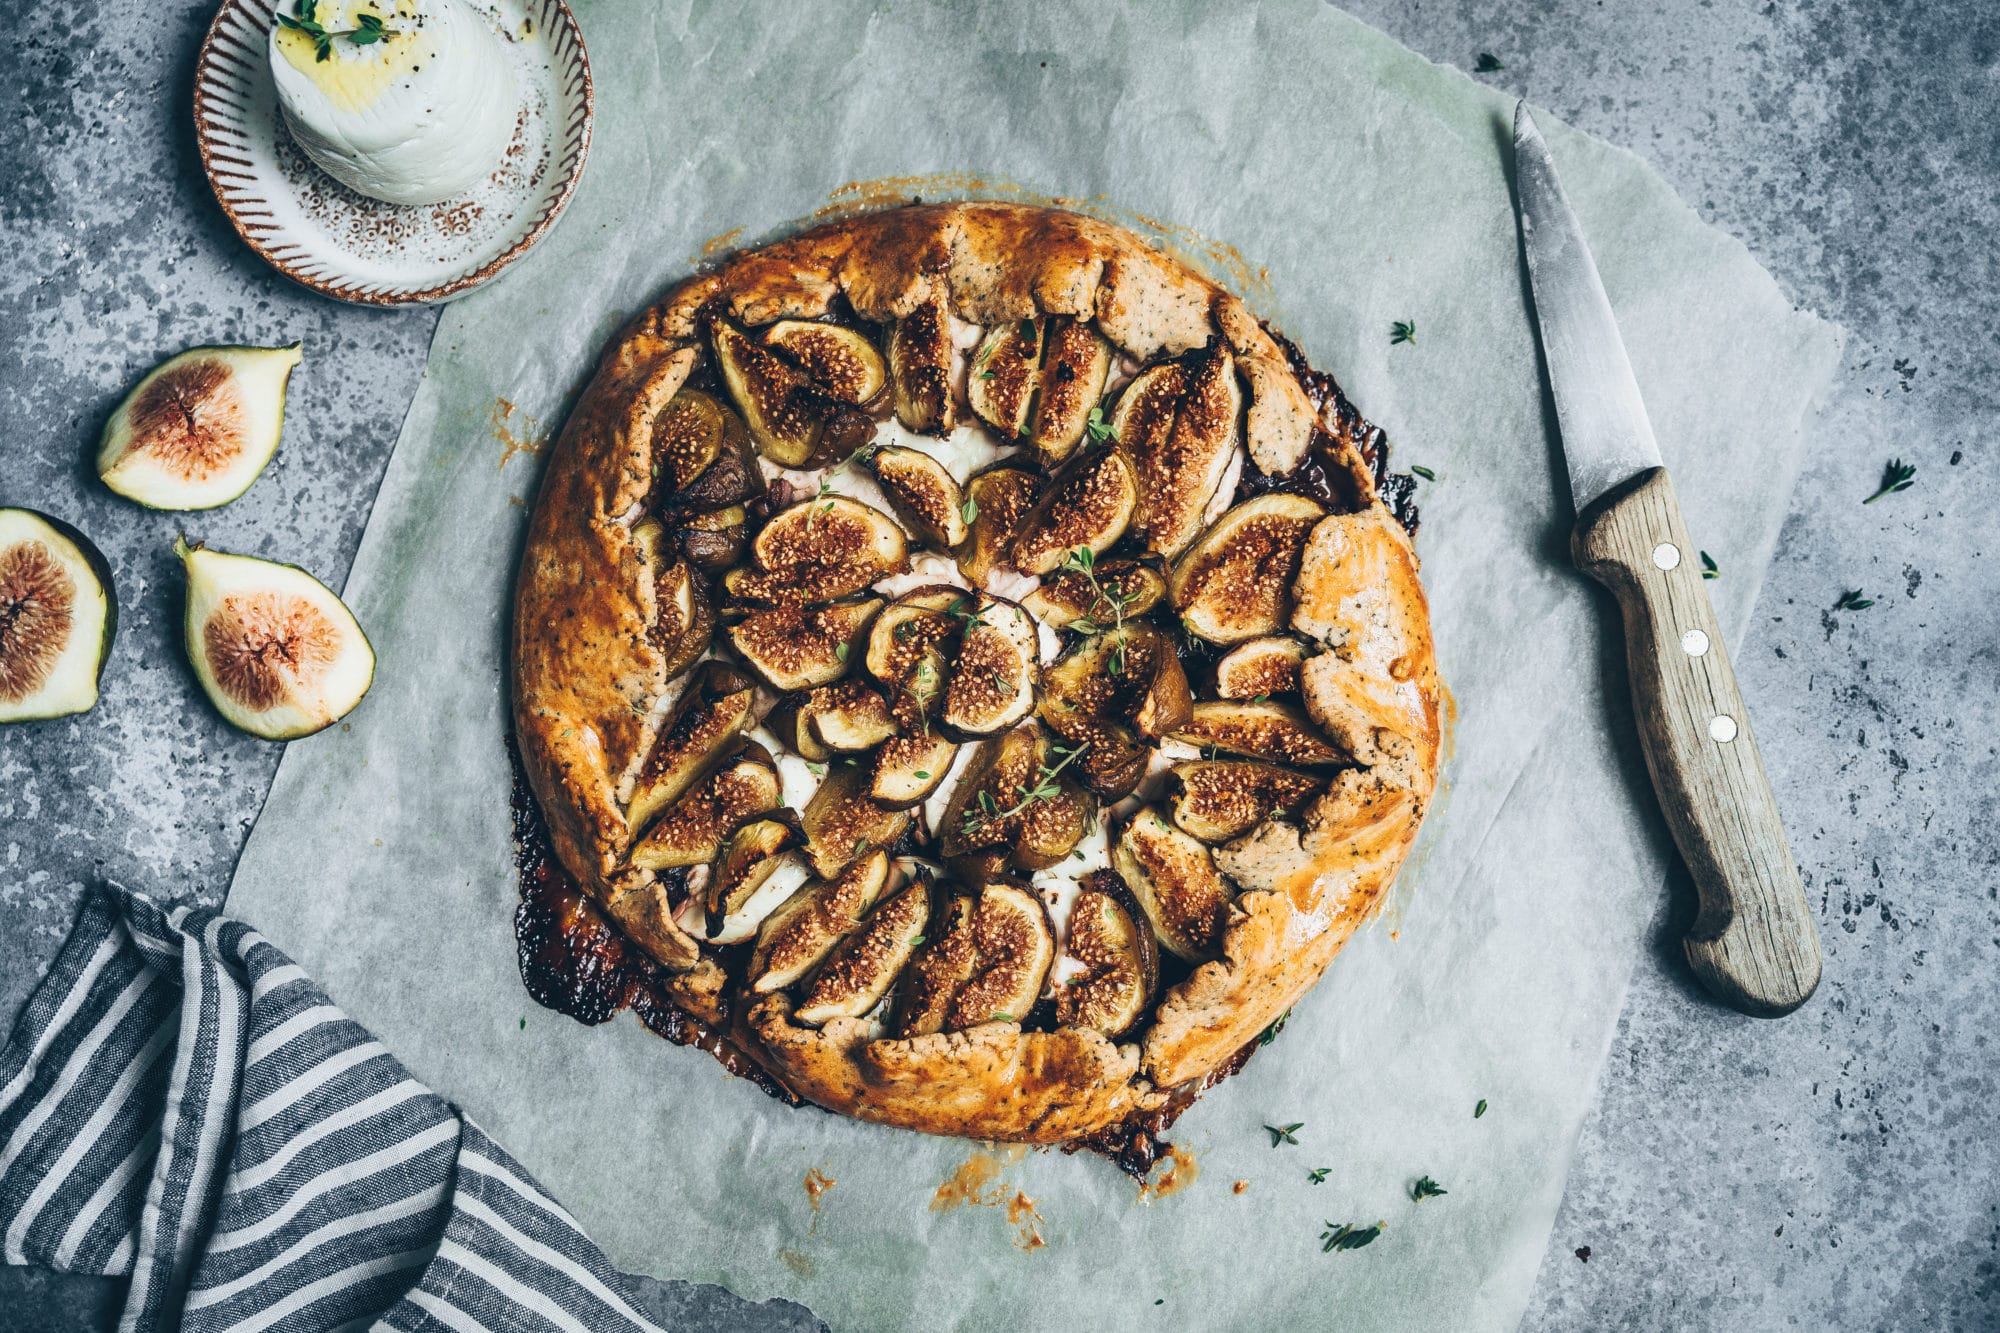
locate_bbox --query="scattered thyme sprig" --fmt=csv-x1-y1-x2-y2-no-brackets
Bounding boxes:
1700,550,1720,580
1264,1122,1303,1147
1321,1221,1385,1253
1390,320,1417,346
1085,405,1117,447
1410,1175,1448,1202
1834,589,1875,611
959,739,1089,837
1258,1009,1292,1046
277,1,388,61
1474,52,1504,73
1306,1167,1330,1185
1863,457,1916,504
1059,546,1139,671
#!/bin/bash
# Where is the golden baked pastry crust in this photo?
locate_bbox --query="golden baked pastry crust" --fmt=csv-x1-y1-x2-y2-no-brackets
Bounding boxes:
512,202,1442,1145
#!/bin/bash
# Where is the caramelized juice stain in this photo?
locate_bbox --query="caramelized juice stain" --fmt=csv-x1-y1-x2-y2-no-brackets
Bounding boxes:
491,396,544,470
694,225,745,264
931,1152,1047,1250
803,1165,836,1234
777,1247,815,1277
1140,1144,1199,1201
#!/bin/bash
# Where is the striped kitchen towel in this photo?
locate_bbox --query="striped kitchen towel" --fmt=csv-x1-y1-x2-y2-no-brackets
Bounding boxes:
0,885,666,1332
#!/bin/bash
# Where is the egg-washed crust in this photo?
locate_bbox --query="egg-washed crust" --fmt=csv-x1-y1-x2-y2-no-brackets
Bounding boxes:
512,201,1441,1144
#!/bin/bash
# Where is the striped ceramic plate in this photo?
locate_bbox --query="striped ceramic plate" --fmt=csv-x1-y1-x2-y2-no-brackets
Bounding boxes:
194,0,593,306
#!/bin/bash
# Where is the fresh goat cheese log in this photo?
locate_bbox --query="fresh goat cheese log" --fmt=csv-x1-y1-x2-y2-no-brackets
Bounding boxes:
269,0,516,206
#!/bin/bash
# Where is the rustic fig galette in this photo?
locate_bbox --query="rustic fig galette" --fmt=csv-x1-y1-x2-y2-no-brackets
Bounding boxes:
512,202,1441,1146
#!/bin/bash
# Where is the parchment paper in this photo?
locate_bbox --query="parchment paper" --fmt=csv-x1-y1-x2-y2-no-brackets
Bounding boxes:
226,2,1843,1328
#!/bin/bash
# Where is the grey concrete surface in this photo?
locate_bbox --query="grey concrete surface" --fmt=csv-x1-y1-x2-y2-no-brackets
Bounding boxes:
2,1,1994,1328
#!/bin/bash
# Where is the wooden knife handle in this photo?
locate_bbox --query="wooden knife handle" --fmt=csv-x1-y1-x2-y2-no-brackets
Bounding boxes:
1572,467,1822,1016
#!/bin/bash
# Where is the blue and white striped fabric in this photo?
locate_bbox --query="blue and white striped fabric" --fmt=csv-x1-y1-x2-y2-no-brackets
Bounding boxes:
1,886,665,1332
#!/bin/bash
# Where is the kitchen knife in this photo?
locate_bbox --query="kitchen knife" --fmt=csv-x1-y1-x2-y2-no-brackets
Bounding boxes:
1511,103,1822,1016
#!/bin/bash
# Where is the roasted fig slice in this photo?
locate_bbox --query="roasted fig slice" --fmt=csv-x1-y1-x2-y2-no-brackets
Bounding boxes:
1009,449,1138,576
896,890,980,1037
750,849,892,993
1212,635,1309,700
762,320,887,405
0,509,115,724
174,537,373,740
1169,493,1325,643
792,880,930,1026
712,320,837,468
966,319,1041,437
946,883,1056,1028
1167,761,1323,843
765,680,855,763
652,390,766,513
632,520,714,681
626,665,758,833
1038,623,1191,795
808,680,897,752
1011,761,1092,871
1020,559,1166,632
940,598,1038,737
677,505,750,573
887,291,956,435
940,728,1091,870
869,729,958,808
1113,807,1236,962
801,764,912,877
1056,875,1159,1037
723,496,907,604
1029,317,1112,462
626,751,782,869
98,343,301,510
1127,348,1243,559
863,585,965,726
726,598,882,693
953,467,1041,585
703,817,806,941
1169,700,1344,767
869,445,969,548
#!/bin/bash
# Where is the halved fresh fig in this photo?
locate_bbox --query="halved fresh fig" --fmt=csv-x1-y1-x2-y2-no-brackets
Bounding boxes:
801,764,912,877
869,445,969,548
1167,761,1323,843
792,881,930,1026
1009,449,1138,576
631,519,714,681
940,598,1038,737
863,585,965,719
966,319,1041,437
1056,875,1159,1037
1030,318,1112,462
677,505,750,573
712,320,836,468
703,817,805,940
626,751,782,869
940,728,1091,870
762,320,887,405
626,664,758,832
726,597,882,693
808,680,896,752
887,291,956,435
1169,700,1344,766
1038,624,1191,794
98,344,301,510
1169,493,1325,643
174,537,373,740
1113,807,1236,962
653,390,766,513
0,509,115,724
896,890,980,1037
750,850,891,993
1124,349,1243,559
723,496,907,604
1212,636,1309,700
946,883,1056,1028
1108,361,1182,457
1020,559,1166,632
953,467,1041,585
870,730,958,808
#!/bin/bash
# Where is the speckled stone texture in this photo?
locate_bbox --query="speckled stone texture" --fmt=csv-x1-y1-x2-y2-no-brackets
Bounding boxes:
2,2,1993,1329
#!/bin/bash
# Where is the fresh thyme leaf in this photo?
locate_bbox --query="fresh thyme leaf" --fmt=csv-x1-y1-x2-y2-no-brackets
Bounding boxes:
913,770,929,780
1321,1221,1385,1253
518,1017,526,1030
1019,320,1037,347
959,740,1090,836
991,1011,1014,1023
1410,1175,1447,1201
835,641,850,662
1265,1122,1303,1147
348,12,386,43
1410,465,1437,481
1307,1167,1330,1184
806,761,827,776
1474,1099,1488,1119
1390,320,1417,346
909,935,926,947
1258,1009,1291,1045
961,494,979,525
1834,589,1875,611
980,369,996,380
1863,457,1917,504
1474,52,1504,72
1085,405,1116,446
1701,550,1720,580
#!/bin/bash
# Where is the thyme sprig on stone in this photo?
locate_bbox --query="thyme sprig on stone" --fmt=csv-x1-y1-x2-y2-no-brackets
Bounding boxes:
1863,457,1916,504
